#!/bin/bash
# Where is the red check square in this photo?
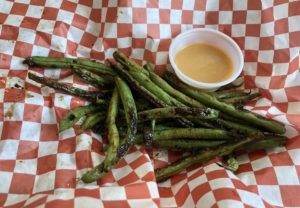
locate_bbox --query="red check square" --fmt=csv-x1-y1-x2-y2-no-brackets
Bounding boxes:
269,76,286,89
9,173,35,194
34,32,52,48
205,11,219,24
80,32,97,48
117,24,132,37
233,11,247,24
54,170,76,188
30,0,46,6
102,201,130,208
45,199,74,208
53,22,70,38
106,7,118,22
191,183,212,204
126,183,151,199
262,7,274,23
13,41,33,58
21,17,40,30
289,1,300,16
79,0,93,7
273,48,290,63
41,7,59,20
90,9,101,23
147,24,160,39
220,0,233,10
41,124,58,141
37,155,57,175
23,104,43,122
60,1,77,12
118,171,139,186
285,87,300,102
259,37,274,50
175,183,190,206
289,31,300,47
58,138,76,153
280,186,300,207
75,150,92,169
182,10,194,24
0,194,7,207
17,141,39,159
246,24,260,37
2,121,22,140
255,167,278,185
275,18,289,34
10,3,29,16
159,9,170,24
0,25,19,40
171,0,183,10
0,160,16,172
213,188,241,201
75,188,99,198
72,14,88,30
257,63,273,76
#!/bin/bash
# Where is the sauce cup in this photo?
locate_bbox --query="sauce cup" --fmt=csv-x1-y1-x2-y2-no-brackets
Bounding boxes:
169,28,244,92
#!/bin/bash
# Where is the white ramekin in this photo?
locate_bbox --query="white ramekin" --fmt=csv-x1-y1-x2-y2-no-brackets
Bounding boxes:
169,28,244,92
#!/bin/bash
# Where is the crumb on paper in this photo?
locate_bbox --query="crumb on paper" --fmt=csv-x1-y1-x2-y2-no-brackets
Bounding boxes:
75,177,81,184
18,160,24,164
153,150,167,160
25,91,34,98
14,83,22,89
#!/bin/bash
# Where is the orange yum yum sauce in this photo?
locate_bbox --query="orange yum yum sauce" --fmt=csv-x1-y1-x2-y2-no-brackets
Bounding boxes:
174,43,233,83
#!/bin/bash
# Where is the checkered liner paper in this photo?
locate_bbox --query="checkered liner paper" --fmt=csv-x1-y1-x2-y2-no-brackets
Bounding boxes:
1,0,300,207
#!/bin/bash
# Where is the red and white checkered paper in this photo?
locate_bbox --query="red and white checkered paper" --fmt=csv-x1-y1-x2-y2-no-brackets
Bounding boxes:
0,0,300,207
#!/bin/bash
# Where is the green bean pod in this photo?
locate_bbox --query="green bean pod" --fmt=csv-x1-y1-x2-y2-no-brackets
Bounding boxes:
138,107,219,122
24,56,115,76
153,128,233,140
164,72,286,134
28,72,110,101
114,51,186,108
110,62,193,127
72,67,113,89
110,62,166,107
155,133,261,182
59,105,103,132
80,112,106,132
222,92,261,104
144,63,204,108
115,77,137,145
81,88,120,183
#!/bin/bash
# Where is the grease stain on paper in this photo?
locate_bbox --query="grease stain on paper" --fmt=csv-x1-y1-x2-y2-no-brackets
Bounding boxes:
4,103,15,119
59,95,64,102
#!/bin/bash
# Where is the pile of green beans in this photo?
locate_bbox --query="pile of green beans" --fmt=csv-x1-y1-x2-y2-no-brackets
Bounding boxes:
24,52,287,183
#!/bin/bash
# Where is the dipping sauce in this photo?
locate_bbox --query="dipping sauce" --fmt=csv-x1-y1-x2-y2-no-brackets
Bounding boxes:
174,43,233,83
